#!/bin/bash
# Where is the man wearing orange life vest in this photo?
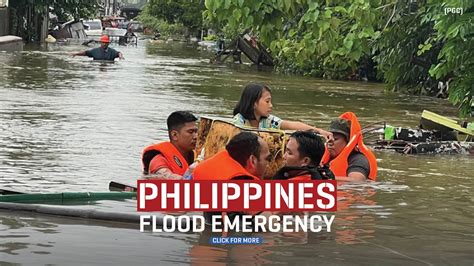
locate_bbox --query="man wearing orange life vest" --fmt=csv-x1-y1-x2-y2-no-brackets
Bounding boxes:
193,131,271,181
321,112,378,181
193,132,270,224
273,130,332,180
142,111,198,179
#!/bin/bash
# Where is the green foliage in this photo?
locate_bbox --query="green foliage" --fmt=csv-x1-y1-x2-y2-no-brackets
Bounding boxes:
136,13,187,38
139,0,205,37
374,0,473,117
204,34,218,41
204,0,388,79
11,0,98,21
49,0,99,21
428,0,473,117
204,0,473,117
9,0,98,42
373,1,441,94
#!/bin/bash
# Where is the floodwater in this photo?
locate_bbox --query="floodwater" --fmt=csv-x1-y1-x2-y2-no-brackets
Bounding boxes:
0,40,473,265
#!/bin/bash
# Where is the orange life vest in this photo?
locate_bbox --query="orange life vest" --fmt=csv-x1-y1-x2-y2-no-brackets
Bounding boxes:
321,112,378,180
193,150,259,181
141,142,191,175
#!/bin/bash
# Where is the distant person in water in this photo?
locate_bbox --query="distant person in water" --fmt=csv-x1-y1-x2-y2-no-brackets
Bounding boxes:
119,27,137,45
233,83,333,140
72,35,124,61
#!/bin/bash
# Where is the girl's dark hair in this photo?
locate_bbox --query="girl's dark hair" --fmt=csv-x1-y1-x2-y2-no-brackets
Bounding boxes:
233,83,271,120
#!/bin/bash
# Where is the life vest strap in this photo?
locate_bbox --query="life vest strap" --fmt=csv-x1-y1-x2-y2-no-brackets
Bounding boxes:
272,166,335,180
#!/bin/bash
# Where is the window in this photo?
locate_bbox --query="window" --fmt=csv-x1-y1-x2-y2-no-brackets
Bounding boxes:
84,20,102,30
0,0,8,7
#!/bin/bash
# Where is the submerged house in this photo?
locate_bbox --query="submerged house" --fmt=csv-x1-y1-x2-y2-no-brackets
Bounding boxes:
51,20,87,40
0,0,9,36
0,0,24,51
0,0,49,44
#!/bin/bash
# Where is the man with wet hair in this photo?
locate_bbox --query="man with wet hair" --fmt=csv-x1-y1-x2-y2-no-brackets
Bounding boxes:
284,131,325,168
141,111,198,179
274,130,332,180
225,131,271,179
193,131,271,225
193,131,271,180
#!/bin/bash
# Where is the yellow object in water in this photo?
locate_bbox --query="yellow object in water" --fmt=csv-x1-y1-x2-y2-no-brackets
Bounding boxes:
45,35,56,43
421,110,473,137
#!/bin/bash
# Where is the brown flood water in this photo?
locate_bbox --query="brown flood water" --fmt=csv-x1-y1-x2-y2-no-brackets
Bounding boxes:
0,40,472,265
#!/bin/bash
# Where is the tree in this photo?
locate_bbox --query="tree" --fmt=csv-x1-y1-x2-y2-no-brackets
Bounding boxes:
49,0,99,21
204,0,473,117
141,0,205,37
203,0,389,78
428,0,473,117
374,0,473,117
9,0,99,42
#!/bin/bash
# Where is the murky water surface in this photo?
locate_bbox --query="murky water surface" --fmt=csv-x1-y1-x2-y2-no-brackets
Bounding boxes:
0,40,472,265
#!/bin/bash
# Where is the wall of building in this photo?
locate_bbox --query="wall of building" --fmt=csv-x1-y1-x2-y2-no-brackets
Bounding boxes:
0,35,23,51
0,7,9,36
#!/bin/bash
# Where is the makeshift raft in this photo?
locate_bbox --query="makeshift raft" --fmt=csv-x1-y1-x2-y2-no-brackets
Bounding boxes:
374,138,474,154
197,116,290,179
371,110,473,155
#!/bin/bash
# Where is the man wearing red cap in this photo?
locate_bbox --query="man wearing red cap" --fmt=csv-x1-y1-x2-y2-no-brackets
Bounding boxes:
72,35,124,61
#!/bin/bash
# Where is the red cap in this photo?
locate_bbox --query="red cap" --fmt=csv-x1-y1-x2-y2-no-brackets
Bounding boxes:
100,35,110,43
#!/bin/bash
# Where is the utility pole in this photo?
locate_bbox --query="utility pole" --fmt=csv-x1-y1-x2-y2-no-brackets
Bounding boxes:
40,4,48,43
112,0,117,15
104,0,109,16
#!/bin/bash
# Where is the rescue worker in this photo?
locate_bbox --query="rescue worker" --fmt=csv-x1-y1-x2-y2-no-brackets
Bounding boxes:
193,131,271,181
72,35,124,61
193,131,271,225
321,112,378,181
141,111,198,179
273,131,334,180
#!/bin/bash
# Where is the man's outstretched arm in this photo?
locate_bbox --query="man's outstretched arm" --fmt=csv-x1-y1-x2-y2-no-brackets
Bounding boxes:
72,51,87,57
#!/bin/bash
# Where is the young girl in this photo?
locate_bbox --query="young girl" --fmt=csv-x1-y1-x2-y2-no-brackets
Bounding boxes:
232,83,333,140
